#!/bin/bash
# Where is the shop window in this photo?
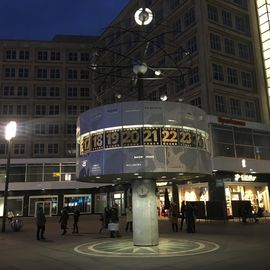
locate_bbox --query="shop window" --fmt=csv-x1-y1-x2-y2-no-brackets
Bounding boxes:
0,197,24,217
28,196,58,216
9,165,25,183
235,145,254,159
212,126,234,143
63,195,92,213
253,133,270,147
256,147,270,160
26,164,43,182
234,129,253,145
95,193,107,213
44,163,60,181
213,143,235,157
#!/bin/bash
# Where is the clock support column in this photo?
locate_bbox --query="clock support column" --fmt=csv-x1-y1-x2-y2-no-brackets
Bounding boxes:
132,179,159,246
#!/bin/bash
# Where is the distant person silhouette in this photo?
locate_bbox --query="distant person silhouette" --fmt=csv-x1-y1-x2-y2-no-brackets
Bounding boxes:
36,207,46,240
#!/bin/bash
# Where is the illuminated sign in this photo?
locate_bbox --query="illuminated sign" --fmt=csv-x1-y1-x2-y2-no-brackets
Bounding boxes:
234,174,256,182
143,127,160,145
78,125,209,155
91,131,104,151
122,127,141,147
105,129,121,148
161,127,178,145
80,135,90,154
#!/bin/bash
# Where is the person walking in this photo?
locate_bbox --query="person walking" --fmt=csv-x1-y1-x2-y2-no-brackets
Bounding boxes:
36,207,46,240
186,203,196,233
180,201,187,230
125,206,133,233
99,206,110,234
72,208,80,233
170,202,179,232
59,208,69,235
108,203,120,238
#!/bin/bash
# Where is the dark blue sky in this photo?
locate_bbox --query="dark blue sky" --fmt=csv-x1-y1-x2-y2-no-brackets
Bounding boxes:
0,0,129,40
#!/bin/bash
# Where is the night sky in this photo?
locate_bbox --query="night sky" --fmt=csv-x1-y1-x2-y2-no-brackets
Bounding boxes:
0,0,129,40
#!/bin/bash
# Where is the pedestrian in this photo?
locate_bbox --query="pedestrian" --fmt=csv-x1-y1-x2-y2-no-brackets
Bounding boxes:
7,209,14,223
186,203,196,233
108,203,120,238
59,208,69,235
170,202,179,232
72,208,80,233
125,206,133,232
36,207,46,240
180,201,187,230
99,206,110,234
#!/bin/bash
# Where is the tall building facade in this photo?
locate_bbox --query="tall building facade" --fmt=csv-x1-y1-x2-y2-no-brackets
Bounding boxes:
0,35,127,217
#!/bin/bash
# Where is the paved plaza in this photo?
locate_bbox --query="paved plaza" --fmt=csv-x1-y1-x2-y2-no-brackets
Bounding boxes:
0,215,269,270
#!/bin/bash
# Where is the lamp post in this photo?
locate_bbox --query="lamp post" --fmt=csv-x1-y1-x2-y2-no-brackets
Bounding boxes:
2,121,16,232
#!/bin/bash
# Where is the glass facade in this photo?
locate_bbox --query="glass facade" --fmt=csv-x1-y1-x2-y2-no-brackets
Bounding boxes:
0,196,24,217
212,124,270,160
94,193,107,213
257,0,270,98
0,162,76,183
28,196,58,216
63,194,92,213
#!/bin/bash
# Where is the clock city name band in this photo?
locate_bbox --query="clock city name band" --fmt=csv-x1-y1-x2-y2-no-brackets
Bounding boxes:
79,125,209,155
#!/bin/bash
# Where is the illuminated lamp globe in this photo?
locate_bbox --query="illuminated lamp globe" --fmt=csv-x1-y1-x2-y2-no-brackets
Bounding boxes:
133,63,148,75
134,8,153,26
160,94,168,101
5,121,17,141
115,93,122,99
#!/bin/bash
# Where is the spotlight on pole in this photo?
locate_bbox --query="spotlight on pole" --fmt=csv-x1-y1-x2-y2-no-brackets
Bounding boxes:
2,121,16,232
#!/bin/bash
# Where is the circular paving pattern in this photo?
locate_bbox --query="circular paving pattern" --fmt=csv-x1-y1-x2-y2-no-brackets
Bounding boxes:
74,238,220,258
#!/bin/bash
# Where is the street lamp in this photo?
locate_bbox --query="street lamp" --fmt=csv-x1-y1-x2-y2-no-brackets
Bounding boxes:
2,121,16,232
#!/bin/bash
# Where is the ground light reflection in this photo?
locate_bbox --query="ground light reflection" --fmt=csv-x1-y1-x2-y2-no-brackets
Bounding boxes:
74,238,220,257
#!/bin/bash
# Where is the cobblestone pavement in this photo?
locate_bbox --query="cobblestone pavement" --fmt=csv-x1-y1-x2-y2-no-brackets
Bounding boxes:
0,216,269,270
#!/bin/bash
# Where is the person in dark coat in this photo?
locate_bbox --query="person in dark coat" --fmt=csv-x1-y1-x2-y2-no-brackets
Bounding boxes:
59,208,69,235
36,207,46,240
109,204,120,238
186,203,196,233
180,201,187,230
72,209,80,233
170,202,179,232
99,207,110,234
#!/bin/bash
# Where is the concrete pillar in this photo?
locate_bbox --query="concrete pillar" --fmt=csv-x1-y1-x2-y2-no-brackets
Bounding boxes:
132,179,159,246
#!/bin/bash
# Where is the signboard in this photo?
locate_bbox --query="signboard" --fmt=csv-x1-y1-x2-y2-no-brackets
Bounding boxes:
79,125,209,155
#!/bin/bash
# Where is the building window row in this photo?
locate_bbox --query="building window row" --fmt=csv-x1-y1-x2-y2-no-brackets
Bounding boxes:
208,5,250,34
4,67,29,78
33,123,76,136
1,104,28,115
34,143,59,154
67,104,90,115
5,50,30,60
190,96,202,108
67,87,91,98
212,63,253,89
1,104,91,116
36,86,60,97
35,104,60,115
0,142,76,158
212,124,270,161
210,32,251,60
67,69,90,80
4,49,90,62
2,86,28,96
170,6,195,36
214,95,257,119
